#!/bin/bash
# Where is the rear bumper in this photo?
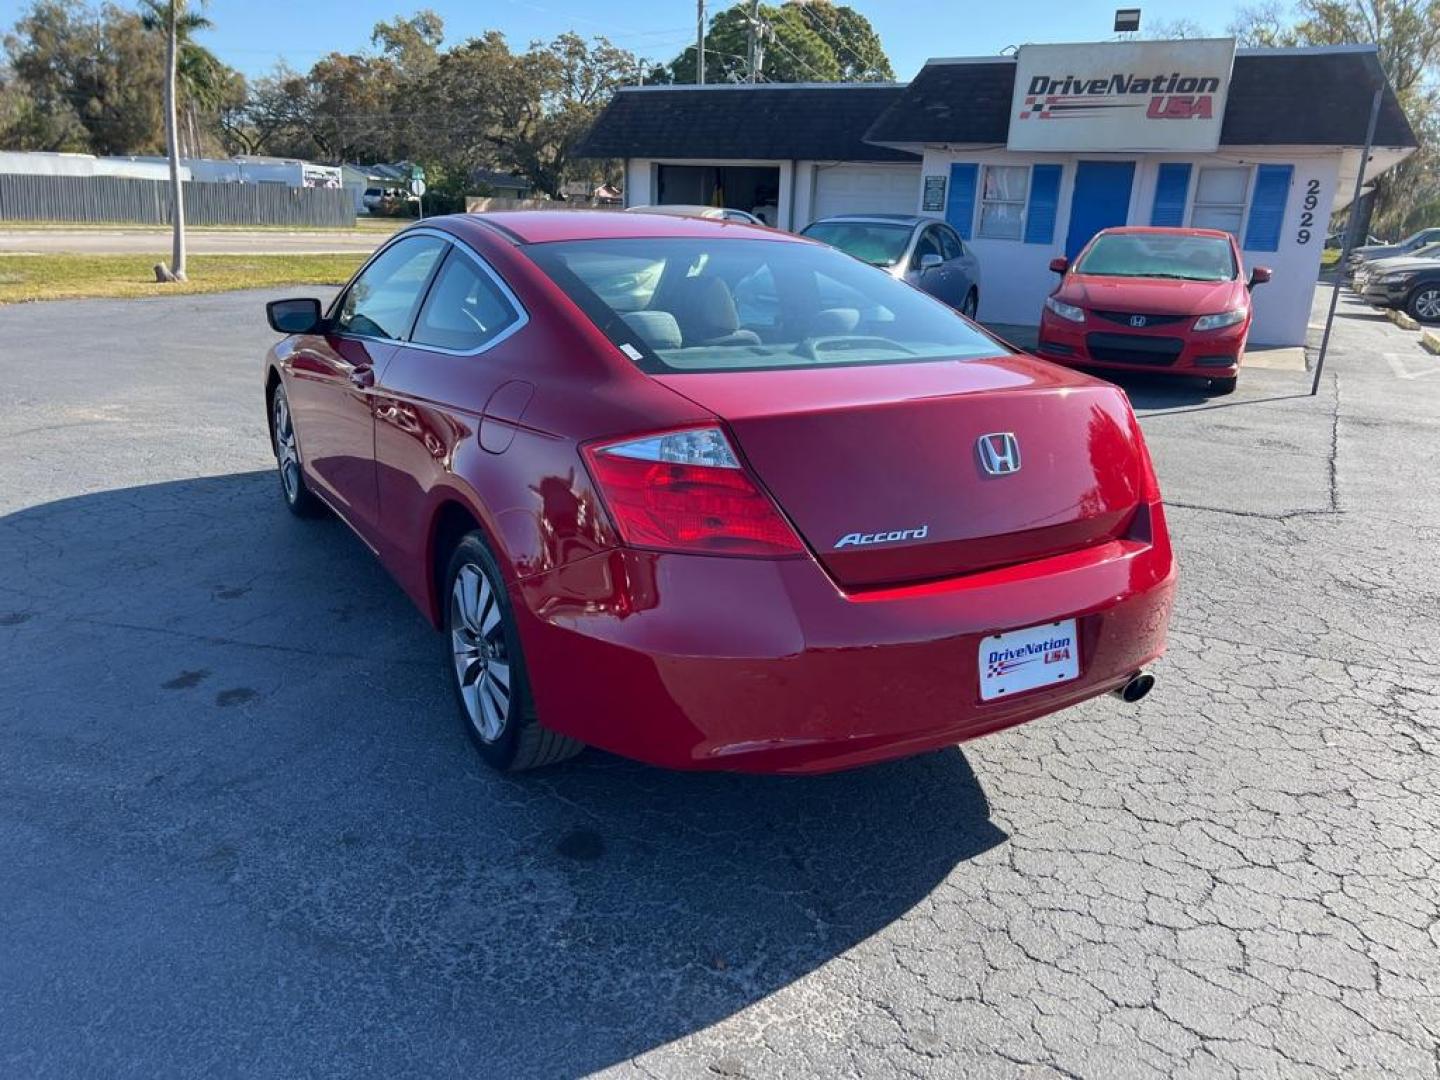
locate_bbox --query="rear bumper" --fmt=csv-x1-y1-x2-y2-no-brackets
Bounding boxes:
513,510,1177,773
1037,309,1244,378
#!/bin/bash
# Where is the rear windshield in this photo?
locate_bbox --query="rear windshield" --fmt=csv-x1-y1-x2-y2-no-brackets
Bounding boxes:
524,237,1004,374
800,221,912,268
1077,233,1237,282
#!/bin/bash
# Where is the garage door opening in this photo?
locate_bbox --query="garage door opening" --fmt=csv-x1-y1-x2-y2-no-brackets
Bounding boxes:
812,163,922,221
656,165,781,225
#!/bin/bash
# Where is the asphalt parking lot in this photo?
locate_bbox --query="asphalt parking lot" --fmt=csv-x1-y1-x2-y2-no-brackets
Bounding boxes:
2,287,1437,1078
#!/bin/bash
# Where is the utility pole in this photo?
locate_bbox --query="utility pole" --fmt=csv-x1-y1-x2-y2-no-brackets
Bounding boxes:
161,0,187,282
696,0,706,84
747,0,760,82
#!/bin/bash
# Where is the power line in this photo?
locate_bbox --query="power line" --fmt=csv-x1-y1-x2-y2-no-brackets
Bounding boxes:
763,31,832,82
795,4,857,64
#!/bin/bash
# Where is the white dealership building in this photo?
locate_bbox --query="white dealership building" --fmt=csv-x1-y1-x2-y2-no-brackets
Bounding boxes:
577,39,1415,345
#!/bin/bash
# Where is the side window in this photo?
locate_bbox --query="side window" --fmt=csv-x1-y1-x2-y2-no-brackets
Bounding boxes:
335,235,446,340
1190,167,1250,237
978,165,1029,239
911,227,943,269
939,226,964,261
411,249,522,352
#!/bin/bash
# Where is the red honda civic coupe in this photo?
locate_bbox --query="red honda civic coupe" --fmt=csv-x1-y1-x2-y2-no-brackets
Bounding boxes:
263,212,1176,773
1037,226,1271,395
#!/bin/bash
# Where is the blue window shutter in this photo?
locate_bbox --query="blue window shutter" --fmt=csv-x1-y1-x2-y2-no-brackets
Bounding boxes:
1244,164,1293,252
1151,163,1191,227
946,163,978,240
1023,164,1061,244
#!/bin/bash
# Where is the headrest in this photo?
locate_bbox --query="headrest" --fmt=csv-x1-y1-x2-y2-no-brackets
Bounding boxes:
620,310,683,351
671,276,740,337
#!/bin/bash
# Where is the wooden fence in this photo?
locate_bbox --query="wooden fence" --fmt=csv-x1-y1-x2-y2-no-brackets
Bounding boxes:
0,174,355,228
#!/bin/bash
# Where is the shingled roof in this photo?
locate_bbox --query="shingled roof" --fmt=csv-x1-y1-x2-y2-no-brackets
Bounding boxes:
574,83,919,163
864,46,1417,149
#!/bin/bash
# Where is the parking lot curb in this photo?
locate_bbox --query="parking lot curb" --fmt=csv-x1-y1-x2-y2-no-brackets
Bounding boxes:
1420,328,1440,354
1389,309,1421,331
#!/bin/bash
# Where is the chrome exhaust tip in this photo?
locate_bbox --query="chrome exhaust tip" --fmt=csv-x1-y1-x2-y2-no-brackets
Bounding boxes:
1112,670,1155,704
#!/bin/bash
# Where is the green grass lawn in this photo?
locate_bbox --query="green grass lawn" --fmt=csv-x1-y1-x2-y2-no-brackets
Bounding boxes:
0,252,367,304
0,218,404,234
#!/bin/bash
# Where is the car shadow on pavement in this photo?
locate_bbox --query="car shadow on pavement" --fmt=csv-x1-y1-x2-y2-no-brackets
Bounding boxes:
0,469,1008,1077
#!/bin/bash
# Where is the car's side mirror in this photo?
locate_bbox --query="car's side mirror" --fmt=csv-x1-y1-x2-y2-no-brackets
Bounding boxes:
1049,256,1069,274
917,252,944,272
1248,266,1272,289
267,297,325,334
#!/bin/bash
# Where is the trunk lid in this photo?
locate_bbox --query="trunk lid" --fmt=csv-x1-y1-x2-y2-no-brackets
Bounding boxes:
655,355,1147,588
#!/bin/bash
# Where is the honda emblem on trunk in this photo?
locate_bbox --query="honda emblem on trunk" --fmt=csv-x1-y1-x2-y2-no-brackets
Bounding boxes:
977,432,1022,476
1130,314,1147,327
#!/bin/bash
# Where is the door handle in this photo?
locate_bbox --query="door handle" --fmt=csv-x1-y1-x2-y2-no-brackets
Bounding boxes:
348,366,375,390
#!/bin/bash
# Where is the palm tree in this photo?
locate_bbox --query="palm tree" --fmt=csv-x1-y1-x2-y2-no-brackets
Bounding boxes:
142,0,213,282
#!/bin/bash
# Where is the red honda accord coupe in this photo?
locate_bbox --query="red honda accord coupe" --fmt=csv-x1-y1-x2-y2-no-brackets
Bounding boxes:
1037,226,1271,395
263,212,1176,773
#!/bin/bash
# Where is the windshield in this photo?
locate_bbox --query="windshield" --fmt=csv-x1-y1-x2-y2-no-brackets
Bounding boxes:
800,221,913,268
1076,233,1237,282
525,237,1005,374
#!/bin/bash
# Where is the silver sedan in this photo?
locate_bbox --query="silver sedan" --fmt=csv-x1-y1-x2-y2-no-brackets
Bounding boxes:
800,214,983,318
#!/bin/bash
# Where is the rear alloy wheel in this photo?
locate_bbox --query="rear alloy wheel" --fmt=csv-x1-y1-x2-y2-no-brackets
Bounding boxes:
961,289,979,319
1407,285,1440,324
444,533,583,771
270,383,323,517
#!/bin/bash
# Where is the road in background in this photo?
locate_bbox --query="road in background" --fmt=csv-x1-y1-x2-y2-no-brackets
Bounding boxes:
0,226,393,255
0,289,1436,1078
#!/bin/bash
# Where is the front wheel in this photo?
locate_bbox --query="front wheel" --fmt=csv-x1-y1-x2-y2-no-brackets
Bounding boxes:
1407,284,1440,324
960,288,979,319
444,533,583,771
270,383,323,517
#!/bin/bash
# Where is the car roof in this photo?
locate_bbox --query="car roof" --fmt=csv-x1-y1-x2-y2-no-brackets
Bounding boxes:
448,209,793,244
806,214,927,227
1094,225,1236,241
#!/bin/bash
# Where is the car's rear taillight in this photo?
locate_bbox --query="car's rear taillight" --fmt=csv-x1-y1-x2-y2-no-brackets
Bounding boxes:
1137,433,1163,502
582,426,805,558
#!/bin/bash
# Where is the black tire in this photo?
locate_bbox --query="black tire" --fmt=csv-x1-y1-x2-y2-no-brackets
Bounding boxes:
961,289,979,319
1210,376,1238,396
269,382,324,517
443,532,583,771
1406,284,1440,324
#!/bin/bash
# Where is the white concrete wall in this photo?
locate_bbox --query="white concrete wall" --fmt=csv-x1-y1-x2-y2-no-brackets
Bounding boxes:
917,146,1343,346
185,158,303,185
0,152,185,182
793,161,816,228
623,159,652,207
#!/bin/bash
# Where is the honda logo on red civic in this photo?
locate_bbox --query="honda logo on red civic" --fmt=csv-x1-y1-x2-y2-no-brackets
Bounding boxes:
977,432,1022,476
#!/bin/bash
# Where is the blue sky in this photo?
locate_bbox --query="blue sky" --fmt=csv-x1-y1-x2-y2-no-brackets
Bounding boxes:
0,0,1247,80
